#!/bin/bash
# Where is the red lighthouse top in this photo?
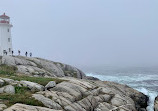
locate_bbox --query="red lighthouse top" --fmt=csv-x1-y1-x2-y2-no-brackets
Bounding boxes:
0,13,10,24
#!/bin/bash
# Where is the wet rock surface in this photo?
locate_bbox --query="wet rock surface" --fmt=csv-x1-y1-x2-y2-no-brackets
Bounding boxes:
154,96,158,111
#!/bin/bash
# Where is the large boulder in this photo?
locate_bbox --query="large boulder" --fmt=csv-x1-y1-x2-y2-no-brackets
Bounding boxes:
86,76,99,80
4,103,62,111
0,85,15,94
32,94,62,110
0,79,4,86
155,96,158,111
94,102,117,111
94,80,148,110
20,80,44,91
0,78,14,84
2,55,36,66
0,104,7,111
31,78,148,111
0,77,19,86
45,81,56,90
0,56,86,79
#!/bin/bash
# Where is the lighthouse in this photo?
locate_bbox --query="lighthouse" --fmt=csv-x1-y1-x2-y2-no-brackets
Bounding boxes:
0,13,13,56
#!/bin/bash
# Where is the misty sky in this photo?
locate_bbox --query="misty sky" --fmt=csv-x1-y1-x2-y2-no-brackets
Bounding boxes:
0,0,158,68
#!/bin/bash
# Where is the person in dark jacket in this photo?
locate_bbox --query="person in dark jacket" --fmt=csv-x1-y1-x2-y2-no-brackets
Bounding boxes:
25,52,28,57
12,51,14,56
30,52,32,57
18,50,20,56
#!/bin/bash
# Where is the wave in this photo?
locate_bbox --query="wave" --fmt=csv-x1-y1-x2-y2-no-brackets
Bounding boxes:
137,88,157,111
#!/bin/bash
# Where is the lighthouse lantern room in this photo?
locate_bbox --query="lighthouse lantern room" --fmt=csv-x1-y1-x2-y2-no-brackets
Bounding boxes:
0,13,13,56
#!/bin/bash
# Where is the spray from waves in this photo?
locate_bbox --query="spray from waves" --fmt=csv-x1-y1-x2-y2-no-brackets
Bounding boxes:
86,73,158,111
137,88,157,111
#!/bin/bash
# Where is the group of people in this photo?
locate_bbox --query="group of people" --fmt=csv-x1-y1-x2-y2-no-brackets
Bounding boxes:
17,50,32,57
3,50,32,57
23,51,32,57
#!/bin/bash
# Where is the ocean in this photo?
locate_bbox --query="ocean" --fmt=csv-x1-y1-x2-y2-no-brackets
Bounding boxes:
85,66,158,111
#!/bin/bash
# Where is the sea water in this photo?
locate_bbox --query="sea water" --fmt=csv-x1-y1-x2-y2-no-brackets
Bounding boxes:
85,66,158,111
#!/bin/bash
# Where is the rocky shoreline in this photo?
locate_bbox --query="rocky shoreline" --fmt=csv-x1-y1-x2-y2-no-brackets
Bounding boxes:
0,56,151,111
0,76,149,111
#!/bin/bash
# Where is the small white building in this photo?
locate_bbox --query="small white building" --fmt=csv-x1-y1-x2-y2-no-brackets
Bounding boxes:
0,13,13,56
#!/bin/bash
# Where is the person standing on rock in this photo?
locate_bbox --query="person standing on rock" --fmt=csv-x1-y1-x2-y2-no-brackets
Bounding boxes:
12,51,14,56
30,52,32,57
25,52,28,57
18,50,20,56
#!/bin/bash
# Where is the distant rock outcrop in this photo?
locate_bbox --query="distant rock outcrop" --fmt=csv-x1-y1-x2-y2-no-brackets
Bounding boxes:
0,56,86,79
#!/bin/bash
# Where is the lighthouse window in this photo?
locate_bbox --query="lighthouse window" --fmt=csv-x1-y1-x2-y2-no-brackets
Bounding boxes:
9,48,11,52
8,38,10,42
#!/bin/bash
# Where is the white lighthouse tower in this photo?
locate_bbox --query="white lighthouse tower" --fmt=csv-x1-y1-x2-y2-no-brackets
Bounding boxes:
0,13,13,56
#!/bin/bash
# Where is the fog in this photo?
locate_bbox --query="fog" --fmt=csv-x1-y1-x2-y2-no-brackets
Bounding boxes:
0,0,158,69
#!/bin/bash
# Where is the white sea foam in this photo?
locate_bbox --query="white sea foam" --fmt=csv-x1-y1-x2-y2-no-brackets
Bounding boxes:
86,73,158,111
136,88,157,111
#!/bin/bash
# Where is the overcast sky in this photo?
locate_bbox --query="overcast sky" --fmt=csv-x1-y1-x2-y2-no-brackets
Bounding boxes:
0,0,158,69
